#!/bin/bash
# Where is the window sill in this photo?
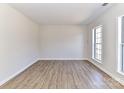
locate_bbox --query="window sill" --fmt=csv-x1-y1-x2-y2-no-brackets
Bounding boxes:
117,71,124,76
92,58,102,64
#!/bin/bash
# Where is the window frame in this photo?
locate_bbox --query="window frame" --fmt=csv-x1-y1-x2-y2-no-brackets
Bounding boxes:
92,25,103,63
117,15,124,75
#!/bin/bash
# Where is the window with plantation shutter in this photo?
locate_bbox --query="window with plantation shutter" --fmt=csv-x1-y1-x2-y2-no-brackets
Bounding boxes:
92,26,102,63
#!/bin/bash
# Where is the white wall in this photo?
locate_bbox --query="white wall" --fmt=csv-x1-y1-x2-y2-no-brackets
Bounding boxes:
40,25,88,60
0,4,40,84
88,4,124,84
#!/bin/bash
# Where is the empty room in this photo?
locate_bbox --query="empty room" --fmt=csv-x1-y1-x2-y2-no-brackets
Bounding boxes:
0,2,124,90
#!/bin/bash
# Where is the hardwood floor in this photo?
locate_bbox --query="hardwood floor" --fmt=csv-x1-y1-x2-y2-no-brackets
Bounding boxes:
0,60,124,89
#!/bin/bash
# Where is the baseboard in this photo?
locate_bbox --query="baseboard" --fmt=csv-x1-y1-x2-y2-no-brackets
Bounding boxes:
39,58,88,60
0,59,38,86
87,58,124,85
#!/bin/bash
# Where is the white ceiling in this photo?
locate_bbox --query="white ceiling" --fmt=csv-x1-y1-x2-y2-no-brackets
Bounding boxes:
10,3,114,25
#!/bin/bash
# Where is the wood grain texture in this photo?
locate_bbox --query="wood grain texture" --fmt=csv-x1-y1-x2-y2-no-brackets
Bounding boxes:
0,60,124,89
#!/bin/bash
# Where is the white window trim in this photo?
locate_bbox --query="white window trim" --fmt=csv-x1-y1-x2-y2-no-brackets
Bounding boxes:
92,25,103,63
117,15,124,75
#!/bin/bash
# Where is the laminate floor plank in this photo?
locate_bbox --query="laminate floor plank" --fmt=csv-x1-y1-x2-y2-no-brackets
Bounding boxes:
0,60,124,89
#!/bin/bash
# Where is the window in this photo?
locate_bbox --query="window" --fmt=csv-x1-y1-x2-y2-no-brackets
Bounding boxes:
118,16,124,73
92,26,102,63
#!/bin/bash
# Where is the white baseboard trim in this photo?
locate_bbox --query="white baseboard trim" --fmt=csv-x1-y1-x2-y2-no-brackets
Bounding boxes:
87,58,124,85
39,58,88,60
0,59,38,86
